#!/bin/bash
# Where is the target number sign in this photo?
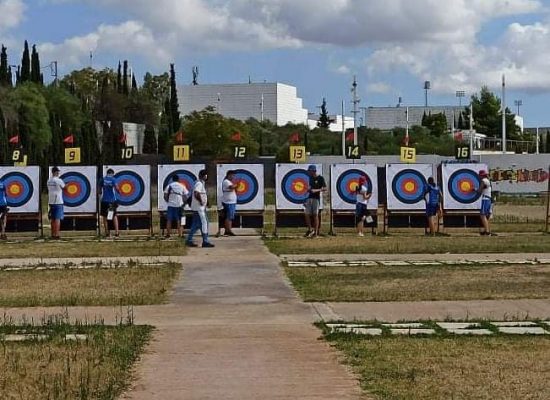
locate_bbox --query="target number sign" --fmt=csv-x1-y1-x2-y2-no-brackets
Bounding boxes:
289,146,306,163
346,145,361,160
400,147,416,163
455,145,471,160
12,150,23,162
121,146,134,161
14,155,27,167
234,146,247,159
64,147,81,164
61,172,91,207
173,145,190,162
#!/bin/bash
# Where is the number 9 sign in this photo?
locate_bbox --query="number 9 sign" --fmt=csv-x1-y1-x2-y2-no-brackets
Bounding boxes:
65,147,81,164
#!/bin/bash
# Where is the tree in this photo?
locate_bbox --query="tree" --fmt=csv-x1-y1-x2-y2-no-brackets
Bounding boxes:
169,63,180,133
421,112,447,137
20,40,31,84
123,60,129,96
0,45,11,87
30,45,42,84
546,131,550,153
116,61,122,94
467,86,519,139
318,98,330,128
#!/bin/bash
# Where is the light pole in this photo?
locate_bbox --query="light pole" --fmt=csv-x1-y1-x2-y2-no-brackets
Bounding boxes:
456,90,465,107
424,81,431,107
514,99,523,115
360,106,367,127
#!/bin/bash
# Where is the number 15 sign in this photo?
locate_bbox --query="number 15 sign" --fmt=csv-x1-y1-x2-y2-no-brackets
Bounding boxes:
400,147,416,163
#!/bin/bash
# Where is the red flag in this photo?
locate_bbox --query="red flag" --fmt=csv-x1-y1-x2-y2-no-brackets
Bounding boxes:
118,132,127,144
289,132,300,143
8,135,19,145
175,131,184,143
63,135,74,145
231,131,242,142
402,135,410,147
345,130,354,141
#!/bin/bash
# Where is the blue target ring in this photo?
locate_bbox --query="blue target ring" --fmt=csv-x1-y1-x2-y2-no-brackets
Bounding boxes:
61,172,91,208
281,169,311,204
336,169,372,205
448,169,481,204
115,171,145,206
233,169,259,205
392,169,427,204
163,170,197,194
2,172,33,208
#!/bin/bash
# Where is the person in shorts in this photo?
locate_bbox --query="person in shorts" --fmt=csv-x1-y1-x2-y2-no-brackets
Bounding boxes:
47,166,65,239
0,179,8,240
164,175,189,238
355,176,372,237
476,169,496,236
221,170,238,236
304,164,326,238
99,168,120,238
185,169,215,248
424,177,442,236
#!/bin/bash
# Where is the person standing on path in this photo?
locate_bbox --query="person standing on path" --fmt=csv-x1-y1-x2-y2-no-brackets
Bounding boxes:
186,169,215,248
47,166,65,240
304,164,327,238
0,179,8,240
476,169,496,236
164,175,189,238
99,168,120,238
221,170,238,236
424,176,443,236
355,176,372,237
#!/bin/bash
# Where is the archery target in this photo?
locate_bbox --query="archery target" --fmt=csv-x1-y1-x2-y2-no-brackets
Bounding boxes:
442,163,488,210
0,167,40,213
56,166,97,213
217,164,264,210
331,164,378,211
103,165,150,212
158,164,205,211
276,164,324,210
386,164,433,210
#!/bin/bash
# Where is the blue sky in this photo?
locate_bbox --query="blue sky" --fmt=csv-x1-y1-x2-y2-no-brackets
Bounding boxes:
2,0,550,127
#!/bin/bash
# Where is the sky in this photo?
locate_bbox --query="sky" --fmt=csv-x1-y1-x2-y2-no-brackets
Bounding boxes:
2,0,550,127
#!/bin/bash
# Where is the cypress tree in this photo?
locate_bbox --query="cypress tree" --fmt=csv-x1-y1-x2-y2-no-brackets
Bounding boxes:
546,131,550,153
20,40,30,83
421,111,427,126
318,98,330,128
123,60,129,95
131,74,137,91
0,111,8,164
0,45,9,86
169,63,180,132
458,112,465,130
117,61,122,94
30,45,41,84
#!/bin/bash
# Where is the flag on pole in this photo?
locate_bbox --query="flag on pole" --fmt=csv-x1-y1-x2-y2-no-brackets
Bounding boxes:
175,131,184,143
231,131,242,142
63,135,74,145
345,130,354,141
118,132,127,144
8,135,19,145
289,132,300,143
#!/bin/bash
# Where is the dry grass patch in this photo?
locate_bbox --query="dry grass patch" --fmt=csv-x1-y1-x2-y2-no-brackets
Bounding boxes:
326,333,550,400
286,264,550,302
0,263,181,307
0,322,151,399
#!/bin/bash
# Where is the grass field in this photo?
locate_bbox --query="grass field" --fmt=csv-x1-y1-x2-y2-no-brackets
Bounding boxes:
285,263,550,302
0,263,181,307
0,322,151,399
324,330,550,400
0,239,186,259
266,234,550,255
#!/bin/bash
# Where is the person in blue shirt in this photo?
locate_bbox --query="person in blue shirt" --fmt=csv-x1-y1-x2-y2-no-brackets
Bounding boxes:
99,168,120,238
424,177,442,236
0,179,7,240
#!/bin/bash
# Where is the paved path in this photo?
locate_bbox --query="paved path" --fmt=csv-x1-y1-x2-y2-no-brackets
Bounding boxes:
282,253,550,262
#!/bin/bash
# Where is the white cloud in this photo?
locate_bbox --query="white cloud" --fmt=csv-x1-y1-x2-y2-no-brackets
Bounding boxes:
0,0,25,32
367,82,392,94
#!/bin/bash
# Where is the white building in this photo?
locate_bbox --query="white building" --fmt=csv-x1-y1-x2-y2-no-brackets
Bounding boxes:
179,82,308,126
307,114,355,132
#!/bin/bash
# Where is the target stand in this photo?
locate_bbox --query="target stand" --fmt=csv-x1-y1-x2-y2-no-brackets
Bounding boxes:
1,167,42,237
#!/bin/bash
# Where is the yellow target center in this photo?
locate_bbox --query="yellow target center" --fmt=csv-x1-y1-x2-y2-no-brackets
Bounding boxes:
121,183,132,194
460,181,472,191
404,182,415,192
237,182,245,192
67,185,78,195
294,182,304,192
350,182,359,191
9,186,20,195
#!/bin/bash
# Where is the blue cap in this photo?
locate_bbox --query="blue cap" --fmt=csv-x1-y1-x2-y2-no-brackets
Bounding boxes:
307,165,317,171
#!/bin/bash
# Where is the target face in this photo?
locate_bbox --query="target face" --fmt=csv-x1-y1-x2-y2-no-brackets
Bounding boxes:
447,169,481,204
3,172,33,208
162,170,197,194
281,169,311,204
392,169,427,204
115,171,145,207
233,169,259,205
336,169,372,205
61,172,91,208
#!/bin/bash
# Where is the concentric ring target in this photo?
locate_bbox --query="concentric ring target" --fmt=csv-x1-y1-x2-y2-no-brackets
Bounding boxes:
281,169,311,204
233,169,259,205
391,169,427,204
336,169,372,205
448,169,481,204
61,172,91,207
163,170,197,193
2,172,33,207
115,171,145,206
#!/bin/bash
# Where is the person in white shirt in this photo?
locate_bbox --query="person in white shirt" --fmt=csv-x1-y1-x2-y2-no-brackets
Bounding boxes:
355,176,372,237
221,170,239,236
476,169,496,236
163,175,189,238
47,166,65,239
185,169,214,248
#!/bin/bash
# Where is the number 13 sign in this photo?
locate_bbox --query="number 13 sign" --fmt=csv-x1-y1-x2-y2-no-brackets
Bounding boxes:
289,146,306,163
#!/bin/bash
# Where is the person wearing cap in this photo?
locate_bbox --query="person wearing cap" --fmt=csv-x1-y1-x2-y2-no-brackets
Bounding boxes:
47,166,65,239
221,170,238,236
424,177,443,236
304,164,327,238
355,176,372,237
476,169,495,236
99,168,120,238
0,178,8,240
186,169,215,248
